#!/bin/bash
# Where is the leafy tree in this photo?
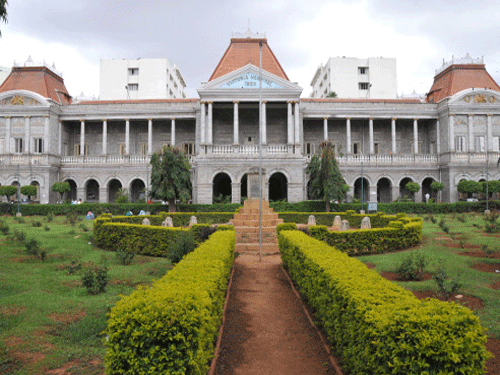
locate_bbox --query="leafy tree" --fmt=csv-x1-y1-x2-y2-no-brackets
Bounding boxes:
430,181,444,193
306,141,344,212
115,188,129,204
405,182,420,202
0,0,7,36
150,145,191,212
326,91,338,98
457,180,482,195
0,185,17,202
52,182,71,201
20,185,37,201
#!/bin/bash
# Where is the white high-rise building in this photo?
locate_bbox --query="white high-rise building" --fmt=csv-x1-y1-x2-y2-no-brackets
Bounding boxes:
0,66,11,86
310,57,397,99
99,58,186,100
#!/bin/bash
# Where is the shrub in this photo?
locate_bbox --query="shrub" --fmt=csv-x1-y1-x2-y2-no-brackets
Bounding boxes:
395,253,428,281
25,238,41,256
81,264,108,295
46,212,54,222
433,261,461,298
66,211,78,226
32,220,42,227
483,212,500,233
276,223,297,234
116,250,135,266
0,220,9,235
11,229,26,244
278,231,490,374
44,225,50,231
169,232,195,264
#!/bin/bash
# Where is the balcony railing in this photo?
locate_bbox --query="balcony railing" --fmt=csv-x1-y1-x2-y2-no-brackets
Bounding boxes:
61,155,151,165
211,144,289,155
305,153,439,166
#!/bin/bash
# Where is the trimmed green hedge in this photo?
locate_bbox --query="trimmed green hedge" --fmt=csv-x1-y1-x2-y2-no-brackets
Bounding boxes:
104,230,235,375
278,210,392,228
279,231,490,374
101,212,234,227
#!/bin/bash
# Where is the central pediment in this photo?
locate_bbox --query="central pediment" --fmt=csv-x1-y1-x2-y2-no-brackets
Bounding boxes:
198,64,302,101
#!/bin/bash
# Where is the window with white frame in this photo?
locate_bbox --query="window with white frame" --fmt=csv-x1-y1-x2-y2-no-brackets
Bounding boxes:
474,136,486,153
493,136,500,152
128,68,139,76
358,67,368,75
304,142,316,155
127,84,138,91
352,142,360,154
119,144,126,156
74,144,88,156
14,138,23,154
374,143,380,155
33,138,43,154
183,142,195,155
455,136,466,152
410,142,422,154
140,143,148,155
359,82,369,90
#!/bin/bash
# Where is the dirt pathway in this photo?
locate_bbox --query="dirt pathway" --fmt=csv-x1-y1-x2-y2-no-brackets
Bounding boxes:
214,254,339,375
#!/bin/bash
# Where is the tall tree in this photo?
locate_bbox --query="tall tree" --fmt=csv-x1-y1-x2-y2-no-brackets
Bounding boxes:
150,145,191,212
0,185,17,203
52,182,71,202
306,141,345,212
0,0,7,36
20,185,37,201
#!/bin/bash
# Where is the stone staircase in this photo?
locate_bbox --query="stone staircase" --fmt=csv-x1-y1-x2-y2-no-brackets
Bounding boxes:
230,199,283,254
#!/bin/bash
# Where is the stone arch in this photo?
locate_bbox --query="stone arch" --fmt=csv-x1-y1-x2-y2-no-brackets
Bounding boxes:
269,172,288,202
377,177,392,203
29,180,41,202
421,177,435,202
85,178,100,202
64,179,78,202
130,178,146,203
240,173,248,201
454,173,472,185
353,177,369,203
213,172,232,203
108,179,123,203
399,177,415,200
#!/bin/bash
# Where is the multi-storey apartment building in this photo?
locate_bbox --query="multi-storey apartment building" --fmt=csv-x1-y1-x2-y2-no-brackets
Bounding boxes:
0,35,499,205
310,57,397,99
99,58,186,100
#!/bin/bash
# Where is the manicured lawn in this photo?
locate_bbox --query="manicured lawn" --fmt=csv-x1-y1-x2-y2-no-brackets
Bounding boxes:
358,212,500,340
0,215,172,375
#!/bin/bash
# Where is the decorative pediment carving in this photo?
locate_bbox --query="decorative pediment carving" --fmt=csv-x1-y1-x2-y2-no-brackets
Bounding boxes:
449,88,500,105
0,90,49,107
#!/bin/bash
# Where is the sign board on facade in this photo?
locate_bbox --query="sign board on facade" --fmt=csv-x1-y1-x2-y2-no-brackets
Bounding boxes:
219,73,283,89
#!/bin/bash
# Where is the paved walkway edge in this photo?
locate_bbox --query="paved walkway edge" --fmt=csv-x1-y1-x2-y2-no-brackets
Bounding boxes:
280,266,344,375
208,267,235,375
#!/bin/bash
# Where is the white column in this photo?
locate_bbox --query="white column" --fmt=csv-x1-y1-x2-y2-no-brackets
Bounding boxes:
449,114,455,151
294,102,300,145
369,118,374,154
200,102,206,145
391,118,397,154
207,102,213,145
346,118,351,154
171,118,176,146
287,101,293,144
413,118,419,154
323,117,328,141
468,114,474,152
125,119,130,155
25,116,31,154
436,120,441,154
487,114,493,151
43,117,49,154
80,119,85,156
147,119,153,154
233,101,239,145
57,121,61,155
261,101,267,145
5,117,11,154
102,119,108,155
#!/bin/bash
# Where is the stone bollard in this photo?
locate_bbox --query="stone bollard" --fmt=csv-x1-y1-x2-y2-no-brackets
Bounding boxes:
142,218,150,226
162,217,173,227
361,216,371,229
340,219,350,231
189,216,198,227
308,215,316,226
332,215,341,231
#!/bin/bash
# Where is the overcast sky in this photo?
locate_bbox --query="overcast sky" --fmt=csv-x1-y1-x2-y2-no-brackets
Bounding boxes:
1,0,499,99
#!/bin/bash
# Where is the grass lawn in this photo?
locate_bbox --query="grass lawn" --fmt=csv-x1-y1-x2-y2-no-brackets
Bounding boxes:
0,214,172,375
358,212,500,340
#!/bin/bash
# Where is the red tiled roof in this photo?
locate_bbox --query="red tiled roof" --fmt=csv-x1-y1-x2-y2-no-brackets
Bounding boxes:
426,64,500,103
209,38,289,81
302,98,422,104
78,99,199,105
0,66,72,104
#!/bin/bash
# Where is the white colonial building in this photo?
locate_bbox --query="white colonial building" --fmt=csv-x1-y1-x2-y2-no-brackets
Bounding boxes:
99,58,186,100
0,36,499,205
310,57,397,99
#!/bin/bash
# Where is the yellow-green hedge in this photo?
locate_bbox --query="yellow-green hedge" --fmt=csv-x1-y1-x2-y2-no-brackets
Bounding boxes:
278,231,490,374
278,210,392,227
104,230,235,374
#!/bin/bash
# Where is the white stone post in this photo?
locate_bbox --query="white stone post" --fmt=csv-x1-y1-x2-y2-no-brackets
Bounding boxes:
436,120,441,154
24,116,31,154
413,118,419,154
200,102,206,145
80,119,85,156
391,117,397,154
323,117,328,141
102,119,107,155
468,114,474,152
207,102,213,145
5,117,11,154
449,114,455,152
43,116,49,154
233,101,239,145
262,101,267,145
346,117,351,154
294,102,300,148
57,120,61,156
125,119,130,155
487,114,493,151
147,118,153,154
171,118,176,146
287,101,293,144
369,118,374,154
